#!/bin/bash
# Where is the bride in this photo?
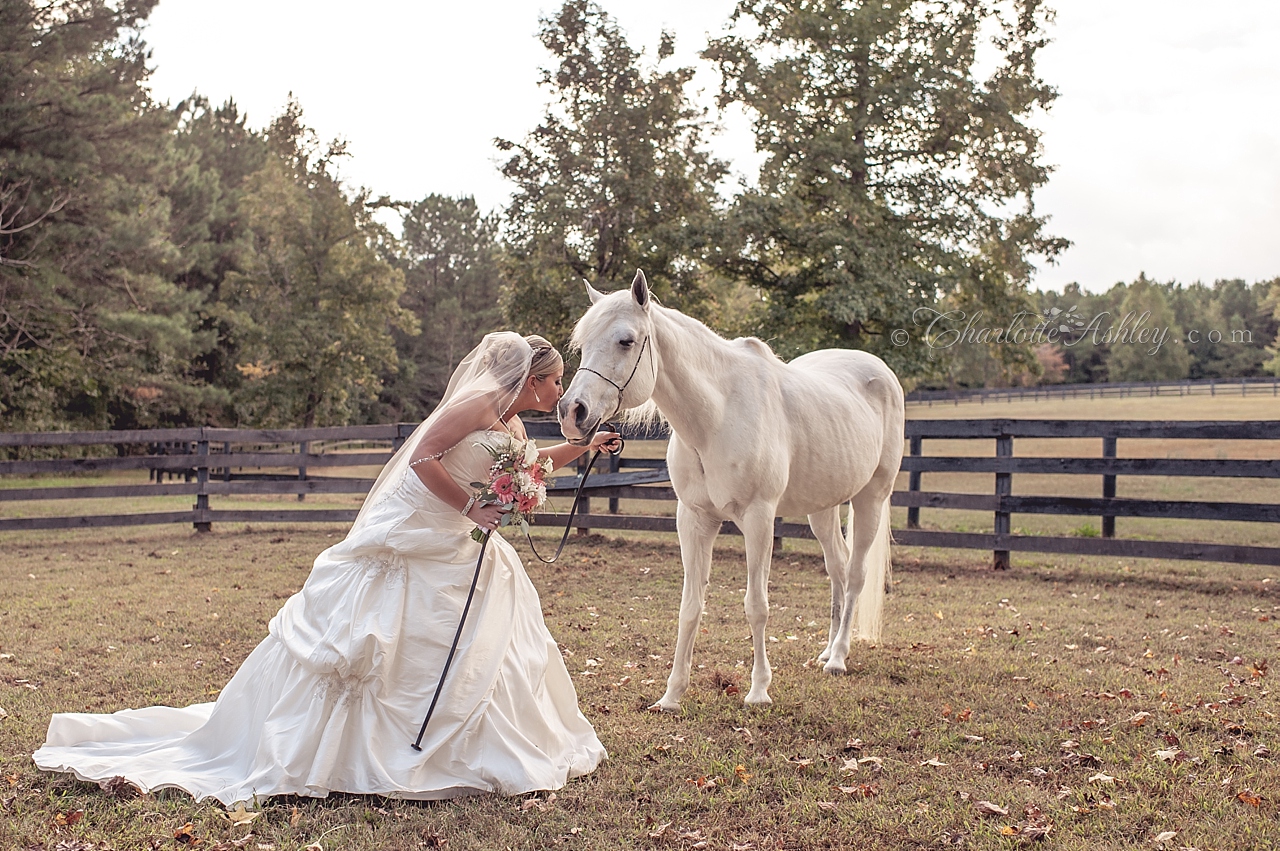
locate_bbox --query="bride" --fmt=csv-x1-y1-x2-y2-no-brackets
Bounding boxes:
34,332,618,804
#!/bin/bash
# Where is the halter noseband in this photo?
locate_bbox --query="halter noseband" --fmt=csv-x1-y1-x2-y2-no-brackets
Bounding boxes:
575,334,652,424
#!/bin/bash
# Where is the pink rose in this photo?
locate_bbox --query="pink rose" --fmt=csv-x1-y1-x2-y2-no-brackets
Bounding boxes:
516,493,539,513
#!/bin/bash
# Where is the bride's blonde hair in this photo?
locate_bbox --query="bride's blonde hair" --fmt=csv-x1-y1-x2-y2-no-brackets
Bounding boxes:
525,334,563,379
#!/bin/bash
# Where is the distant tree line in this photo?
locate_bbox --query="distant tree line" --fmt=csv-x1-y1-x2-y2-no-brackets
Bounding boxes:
2,0,1276,431
930,275,1280,390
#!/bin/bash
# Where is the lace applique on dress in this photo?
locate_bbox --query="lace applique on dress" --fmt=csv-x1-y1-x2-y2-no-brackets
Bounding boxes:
354,552,407,589
315,672,366,707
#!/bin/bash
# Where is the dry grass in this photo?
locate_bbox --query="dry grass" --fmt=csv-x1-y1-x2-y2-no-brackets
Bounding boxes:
2,523,1278,850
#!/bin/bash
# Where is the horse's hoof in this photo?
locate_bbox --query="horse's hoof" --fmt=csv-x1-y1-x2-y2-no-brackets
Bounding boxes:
822,659,847,675
816,649,832,664
649,699,680,714
744,690,773,707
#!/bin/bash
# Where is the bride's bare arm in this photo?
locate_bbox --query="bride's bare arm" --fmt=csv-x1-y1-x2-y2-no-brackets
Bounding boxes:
539,431,622,471
408,396,508,529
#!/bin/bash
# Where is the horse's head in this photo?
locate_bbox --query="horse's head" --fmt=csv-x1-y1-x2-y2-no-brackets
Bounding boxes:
559,269,658,444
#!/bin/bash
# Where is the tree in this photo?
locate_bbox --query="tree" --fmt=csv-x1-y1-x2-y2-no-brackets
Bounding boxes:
221,102,416,427
0,0,219,429
167,95,269,412
381,195,505,421
704,0,1068,377
1106,277,1188,382
497,0,729,352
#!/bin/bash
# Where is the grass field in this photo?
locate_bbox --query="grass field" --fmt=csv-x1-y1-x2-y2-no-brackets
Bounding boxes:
1,523,1278,850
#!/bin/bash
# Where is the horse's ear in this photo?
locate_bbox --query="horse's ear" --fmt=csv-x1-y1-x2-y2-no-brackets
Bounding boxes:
583,279,605,304
631,269,650,309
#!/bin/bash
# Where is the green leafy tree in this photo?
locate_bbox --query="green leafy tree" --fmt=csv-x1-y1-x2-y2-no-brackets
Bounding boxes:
0,0,218,429
222,102,416,427
704,0,1068,377
1262,278,1280,378
497,0,729,352
1106,276,1189,382
167,95,269,410
1170,279,1277,379
381,195,505,421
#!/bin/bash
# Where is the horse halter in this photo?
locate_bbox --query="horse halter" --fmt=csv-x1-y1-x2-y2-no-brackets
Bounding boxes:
574,334,653,424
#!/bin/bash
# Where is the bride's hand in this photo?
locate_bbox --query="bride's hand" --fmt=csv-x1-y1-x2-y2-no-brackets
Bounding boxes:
467,502,507,533
588,430,623,454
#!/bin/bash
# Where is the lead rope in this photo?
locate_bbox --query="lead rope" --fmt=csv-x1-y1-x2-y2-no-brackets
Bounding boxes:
522,429,624,564
411,530,488,751
410,429,622,751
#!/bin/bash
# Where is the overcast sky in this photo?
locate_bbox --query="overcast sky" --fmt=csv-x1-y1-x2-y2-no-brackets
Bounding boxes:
142,1,1280,293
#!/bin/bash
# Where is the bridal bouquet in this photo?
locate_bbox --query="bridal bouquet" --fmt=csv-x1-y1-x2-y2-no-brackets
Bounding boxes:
469,435,553,542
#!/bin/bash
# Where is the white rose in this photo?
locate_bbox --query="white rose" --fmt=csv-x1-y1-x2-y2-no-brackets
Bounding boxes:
523,440,539,466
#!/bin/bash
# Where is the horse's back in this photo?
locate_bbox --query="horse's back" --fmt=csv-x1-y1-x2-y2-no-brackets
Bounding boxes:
786,348,904,422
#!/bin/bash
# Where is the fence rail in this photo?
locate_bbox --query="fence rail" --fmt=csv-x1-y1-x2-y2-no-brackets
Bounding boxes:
2,419,1278,568
908,376,1280,406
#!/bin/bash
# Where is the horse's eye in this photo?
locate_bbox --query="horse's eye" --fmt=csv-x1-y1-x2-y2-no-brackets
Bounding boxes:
619,338,635,348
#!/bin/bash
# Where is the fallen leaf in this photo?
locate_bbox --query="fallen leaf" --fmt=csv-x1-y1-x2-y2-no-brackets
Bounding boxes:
98,774,140,799
174,822,201,845
52,809,85,828
1237,790,1262,807
1128,711,1153,727
734,764,752,783
290,806,302,828
1088,773,1117,785
921,758,949,767
222,803,260,826
974,800,1009,817
521,792,557,812
648,822,672,840
1154,831,1177,843
816,801,838,811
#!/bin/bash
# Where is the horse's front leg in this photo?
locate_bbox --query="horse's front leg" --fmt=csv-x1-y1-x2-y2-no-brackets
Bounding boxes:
654,501,721,713
739,503,779,706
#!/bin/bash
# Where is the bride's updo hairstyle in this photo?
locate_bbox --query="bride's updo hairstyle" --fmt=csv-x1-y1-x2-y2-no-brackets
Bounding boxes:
481,335,535,392
356,331,535,529
525,334,563,381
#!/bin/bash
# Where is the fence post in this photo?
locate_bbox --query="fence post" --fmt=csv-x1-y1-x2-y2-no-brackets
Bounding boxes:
907,435,922,529
297,440,308,502
608,452,621,515
193,434,211,533
993,434,1012,570
1102,436,1117,538
576,453,592,537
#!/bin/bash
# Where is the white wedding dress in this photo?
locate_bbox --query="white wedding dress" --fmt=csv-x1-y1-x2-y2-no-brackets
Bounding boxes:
34,431,606,804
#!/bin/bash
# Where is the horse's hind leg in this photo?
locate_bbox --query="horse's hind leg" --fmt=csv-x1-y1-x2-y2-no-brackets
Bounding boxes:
808,505,850,665
654,501,721,713
824,494,886,675
739,503,779,706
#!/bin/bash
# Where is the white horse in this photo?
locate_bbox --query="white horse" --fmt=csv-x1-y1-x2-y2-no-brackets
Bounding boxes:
559,270,905,710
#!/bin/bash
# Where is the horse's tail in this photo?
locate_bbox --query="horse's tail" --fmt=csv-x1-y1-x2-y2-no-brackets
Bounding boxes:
852,495,892,643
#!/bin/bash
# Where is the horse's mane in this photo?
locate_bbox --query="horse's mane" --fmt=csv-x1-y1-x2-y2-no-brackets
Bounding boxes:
570,294,782,430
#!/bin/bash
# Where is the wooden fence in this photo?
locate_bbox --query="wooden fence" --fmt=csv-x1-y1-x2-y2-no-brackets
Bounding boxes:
896,419,1280,568
908,376,1280,407
2,420,1278,567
